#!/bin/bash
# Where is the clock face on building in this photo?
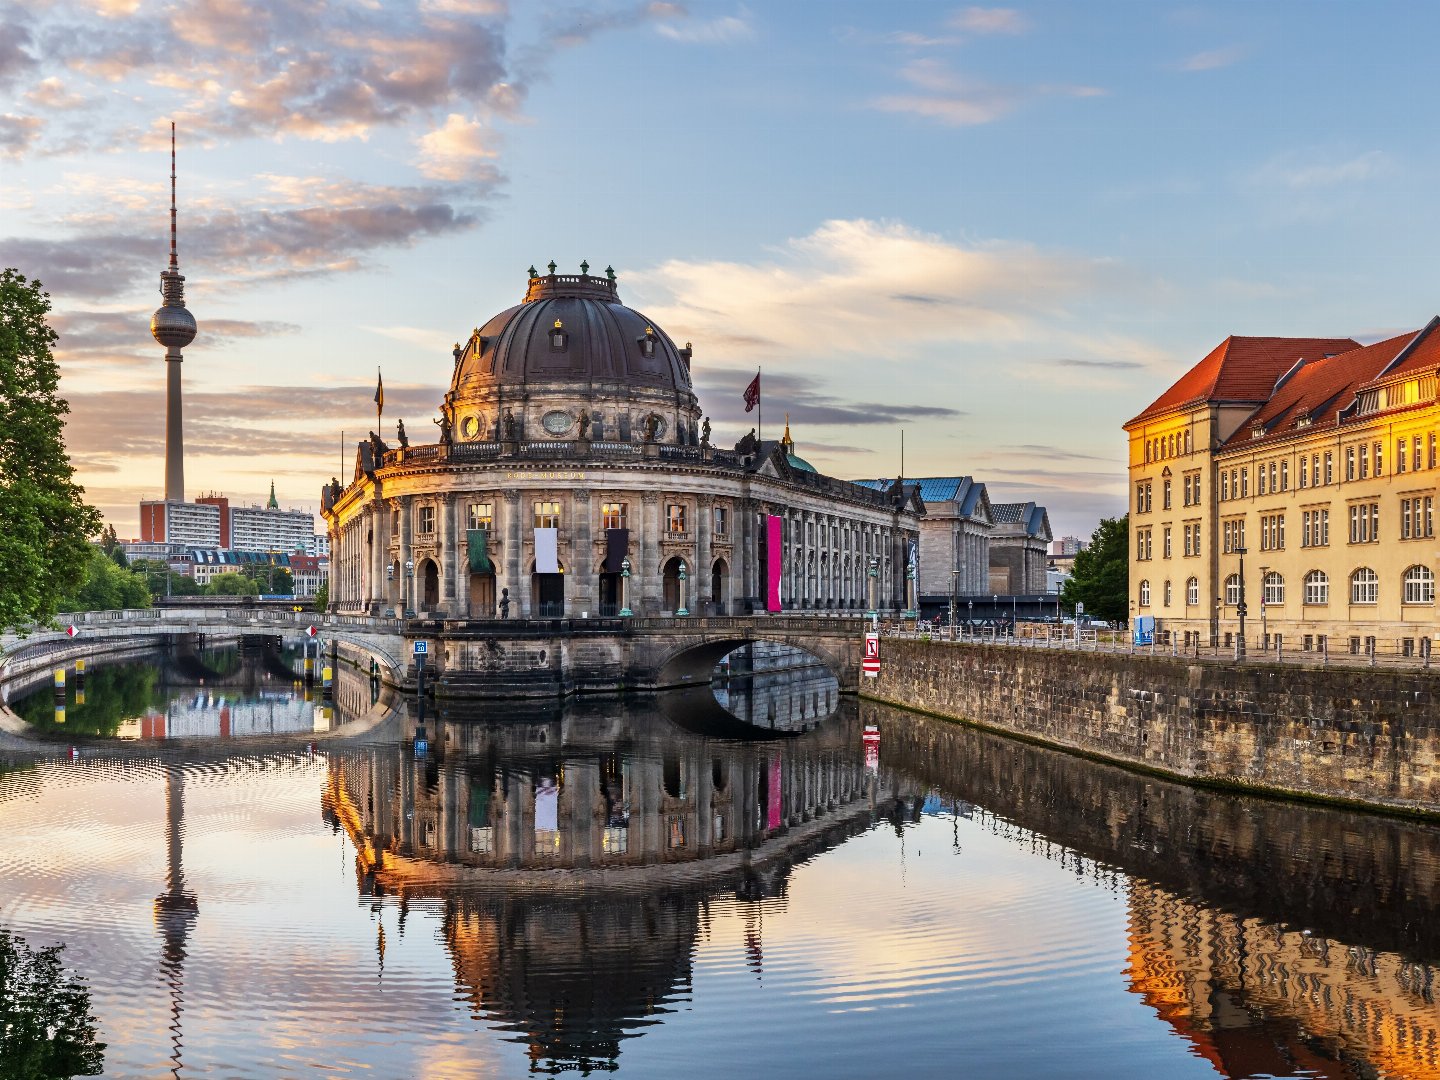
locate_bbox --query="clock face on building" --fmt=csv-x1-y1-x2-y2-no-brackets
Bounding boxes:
461,415,481,440
542,410,573,436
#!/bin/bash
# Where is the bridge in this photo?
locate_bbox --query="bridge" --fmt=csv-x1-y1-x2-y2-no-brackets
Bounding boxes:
1,608,869,701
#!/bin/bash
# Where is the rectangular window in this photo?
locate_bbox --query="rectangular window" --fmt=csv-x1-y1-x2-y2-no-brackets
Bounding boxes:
1375,441,1383,475
601,502,627,530
1431,433,1437,470
1145,483,1152,513
534,501,561,529
1403,498,1414,539
713,505,728,535
467,502,493,532
667,503,687,534
1416,435,1425,471
1350,505,1361,544
1300,457,1309,488
417,505,436,535
1319,508,1329,546
1428,496,1435,538
1258,468,1268,496
1192,475,1200,504
1398,438,1408,473
1280,460,1288,491
1162,479,1171,510
1221,472,1229,501
1162,526,1171,559
1241,468,1249,498
1270,462,1278,492
1347,447,1356,481
1359,444,1369,479
1324,452,1333,485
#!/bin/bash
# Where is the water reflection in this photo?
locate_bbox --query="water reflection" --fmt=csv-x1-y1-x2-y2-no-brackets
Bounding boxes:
10,641,389,740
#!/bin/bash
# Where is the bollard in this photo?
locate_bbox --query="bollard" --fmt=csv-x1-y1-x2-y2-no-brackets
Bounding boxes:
53,668,65,690
75,658,86,676
322,665,333,690
304,654,315,685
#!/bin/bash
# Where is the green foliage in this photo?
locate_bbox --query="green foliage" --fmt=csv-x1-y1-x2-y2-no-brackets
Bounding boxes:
128,560,199,599
11,662,161,738
1060,515,1129,625
58,549,150,613
0,270,102,633
205,572,259,596
313,583,328,612
98,525,125,567
0,929,106,1077
267,567,294,595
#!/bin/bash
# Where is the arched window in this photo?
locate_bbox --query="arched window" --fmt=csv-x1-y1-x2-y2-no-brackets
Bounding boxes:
1224,573,1241,607
1404,564,1435,604
1186,577,1199,606
1184,430,1192,454
1351,567,1379,605
1262,571,1284,606
1163,580,1172,607
1139,579,1151,607
1303,570,1329,605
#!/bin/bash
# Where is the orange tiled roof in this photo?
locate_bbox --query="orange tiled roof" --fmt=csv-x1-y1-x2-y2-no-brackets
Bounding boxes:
1219,327,1431,452
1126,336,1360,428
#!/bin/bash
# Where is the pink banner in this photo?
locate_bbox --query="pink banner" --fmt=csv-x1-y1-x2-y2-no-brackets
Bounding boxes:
767,756,783,830
765,514,783,612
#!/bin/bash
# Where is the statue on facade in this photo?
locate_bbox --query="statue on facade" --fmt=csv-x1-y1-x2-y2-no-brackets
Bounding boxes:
328,477,342,503
644,413,660,443
502,407,517,441
578,411,590,440
701,416,711,447
498,587,511,618
367,430,387,464
736,428,758,456
433,412,453,446
396,418,409,448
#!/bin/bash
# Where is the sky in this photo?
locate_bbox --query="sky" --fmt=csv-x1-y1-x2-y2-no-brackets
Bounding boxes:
5,1,1440,540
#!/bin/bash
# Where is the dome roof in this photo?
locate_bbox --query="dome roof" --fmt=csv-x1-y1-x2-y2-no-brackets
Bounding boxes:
787,453,817,473
450,270,693,399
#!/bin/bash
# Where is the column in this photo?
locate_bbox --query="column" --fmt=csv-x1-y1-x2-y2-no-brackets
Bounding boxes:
450,497,468,618
641,491,661,614
397,496,413,615
504,490,522,618
440,493,459,615
696,494,713,613
572,488,592,615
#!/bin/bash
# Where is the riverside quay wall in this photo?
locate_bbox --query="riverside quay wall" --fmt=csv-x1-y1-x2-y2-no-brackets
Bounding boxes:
866,639,1440,815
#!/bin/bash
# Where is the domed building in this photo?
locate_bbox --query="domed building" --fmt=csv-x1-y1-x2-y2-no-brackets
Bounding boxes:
321,265,922,619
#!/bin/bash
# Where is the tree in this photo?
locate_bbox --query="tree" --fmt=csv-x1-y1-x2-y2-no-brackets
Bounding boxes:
59,548,150,612
313,582,329,613
0,929,106,1077
0,270,102,632
205,572,259,596
1060,515,1129,625
129,559,199,599
98,524,126,566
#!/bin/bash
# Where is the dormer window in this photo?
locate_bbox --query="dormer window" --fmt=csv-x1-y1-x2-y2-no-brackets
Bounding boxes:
550,319,567,351
1251,421,1264,439
639,326,656,359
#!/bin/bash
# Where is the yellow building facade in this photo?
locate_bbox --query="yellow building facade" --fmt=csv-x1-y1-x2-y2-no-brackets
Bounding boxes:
1126,324,1440,654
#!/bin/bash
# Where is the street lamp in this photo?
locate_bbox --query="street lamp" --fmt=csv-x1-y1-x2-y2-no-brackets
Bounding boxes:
676,559,689,616
405,558,415,617
1258,564,1269,648
1235,545,1248,660
866,556,879,623
619,556,633,617
950,569,960,632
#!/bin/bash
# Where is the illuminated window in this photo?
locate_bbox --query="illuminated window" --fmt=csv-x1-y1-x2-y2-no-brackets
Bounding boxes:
602,502,627,530
549,319,567,351
667,504,687,534
467,502,492,532
534,501,561,528
417,505,436,535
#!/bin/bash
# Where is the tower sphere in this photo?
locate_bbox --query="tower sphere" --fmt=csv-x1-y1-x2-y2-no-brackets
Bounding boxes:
151,299,197,349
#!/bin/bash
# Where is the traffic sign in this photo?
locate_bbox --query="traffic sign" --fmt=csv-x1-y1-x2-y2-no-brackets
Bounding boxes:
413,640,428,655
862,631,880,677
1076,602,1084,615
306,625,318,638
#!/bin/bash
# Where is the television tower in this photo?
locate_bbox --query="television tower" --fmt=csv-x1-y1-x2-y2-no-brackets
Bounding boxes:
149,122,198,503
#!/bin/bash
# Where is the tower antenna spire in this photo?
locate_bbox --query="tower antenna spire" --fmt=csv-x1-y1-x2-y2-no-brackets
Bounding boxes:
169,121,178,270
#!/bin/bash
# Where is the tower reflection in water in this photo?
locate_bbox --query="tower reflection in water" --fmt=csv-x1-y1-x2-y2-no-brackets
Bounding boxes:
323,681,908,1073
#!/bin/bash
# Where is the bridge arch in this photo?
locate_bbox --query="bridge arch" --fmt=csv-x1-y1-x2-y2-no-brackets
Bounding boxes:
652,632,855,690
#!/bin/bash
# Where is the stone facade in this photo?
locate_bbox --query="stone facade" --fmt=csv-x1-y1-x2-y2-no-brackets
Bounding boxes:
987,501,1052,594
323,269,922,620
868,638,1440,814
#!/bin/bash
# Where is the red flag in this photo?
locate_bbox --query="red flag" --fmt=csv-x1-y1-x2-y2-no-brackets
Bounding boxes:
743,372,760,413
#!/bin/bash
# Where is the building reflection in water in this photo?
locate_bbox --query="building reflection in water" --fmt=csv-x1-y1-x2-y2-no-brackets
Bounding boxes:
874,702,1440,1080
324,695,909,1073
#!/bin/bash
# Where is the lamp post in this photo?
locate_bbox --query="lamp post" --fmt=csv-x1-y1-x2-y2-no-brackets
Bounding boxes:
950,569,960,632
866,556,879,624
1235,545,1248,660
1258,565,1269,648
676,559,689,616
405,558,414,617
619,556,633,617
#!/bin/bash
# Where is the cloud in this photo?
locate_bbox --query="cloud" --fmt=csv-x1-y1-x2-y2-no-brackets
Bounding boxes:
946,7,1030,35
1178,43,1247,72
50,310,300,366
695,368,964,428
25,76,85,109
1249,150,1394,191
0,113,42,155
1045,357,1147,371
871,59,1103,126
6,178,485,301
416,113,500,182
633,218,1113,363
655,10,754,44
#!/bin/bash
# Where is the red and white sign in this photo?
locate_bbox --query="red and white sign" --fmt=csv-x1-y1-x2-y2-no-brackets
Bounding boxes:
65,625,79,638
862,725,880,772
306,625,318,638
862,632,880,677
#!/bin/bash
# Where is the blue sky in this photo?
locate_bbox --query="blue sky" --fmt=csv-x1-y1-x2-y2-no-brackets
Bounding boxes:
4,1,1439,538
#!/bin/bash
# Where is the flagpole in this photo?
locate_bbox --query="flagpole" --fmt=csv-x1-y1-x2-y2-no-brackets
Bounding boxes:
757,366,762,445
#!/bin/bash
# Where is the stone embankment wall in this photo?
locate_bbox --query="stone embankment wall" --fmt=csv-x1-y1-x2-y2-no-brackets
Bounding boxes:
866,639,1440,815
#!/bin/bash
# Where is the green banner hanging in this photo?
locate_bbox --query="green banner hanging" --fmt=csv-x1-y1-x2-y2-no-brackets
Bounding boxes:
467,530,493,573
